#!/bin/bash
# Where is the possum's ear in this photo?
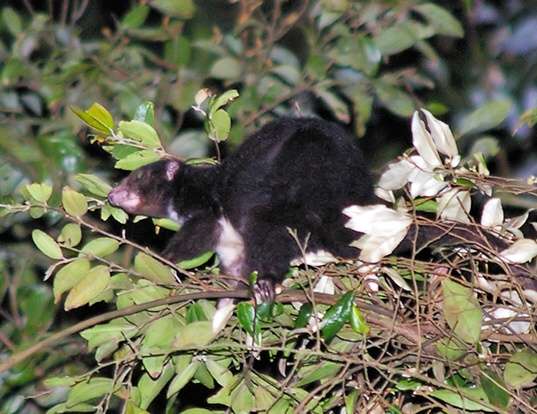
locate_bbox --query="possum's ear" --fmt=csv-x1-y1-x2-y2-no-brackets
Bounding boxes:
165,160,181,181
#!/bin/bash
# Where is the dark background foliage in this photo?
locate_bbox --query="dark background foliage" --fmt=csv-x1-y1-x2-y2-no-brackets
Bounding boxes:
0,1,536,413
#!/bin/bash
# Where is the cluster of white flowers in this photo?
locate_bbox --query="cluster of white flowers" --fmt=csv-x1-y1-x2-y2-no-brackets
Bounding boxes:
344,109,537,267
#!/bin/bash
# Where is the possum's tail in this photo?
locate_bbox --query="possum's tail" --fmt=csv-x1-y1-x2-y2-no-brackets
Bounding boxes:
395,219,537,294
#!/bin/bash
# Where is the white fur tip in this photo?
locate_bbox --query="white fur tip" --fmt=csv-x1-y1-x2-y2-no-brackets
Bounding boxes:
212,299,236,334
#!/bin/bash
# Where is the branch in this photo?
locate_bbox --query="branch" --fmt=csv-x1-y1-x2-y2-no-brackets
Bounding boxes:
0,289,250,373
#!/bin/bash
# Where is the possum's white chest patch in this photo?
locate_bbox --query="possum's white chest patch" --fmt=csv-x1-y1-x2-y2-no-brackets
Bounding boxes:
215,218,245,277
167,202,185,225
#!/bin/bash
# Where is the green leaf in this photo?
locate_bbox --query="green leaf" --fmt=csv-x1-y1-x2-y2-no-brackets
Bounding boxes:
209,109,231,142
87,103,113,129
518,108,537,128
71,103,113,134
177,251,214,269
480,370,510,409
134,102,155,126
345,389,359,414
414,199,438,213
167,361,199,397
32,229,63,260
442,280,482,344
62,186,88,217
236,302,257,337
47,402,96,413
430,387,494,412
194,363,214,388
415,3,463,38
64,265,110,310
254,385,277,411
458,100,512,136
164,36,191,67
435,338,467,361
375,22,418,56
503,349,537,388
53,258,90,303
333,35,380,76
80,318,137,349
58,223,82,247
19,284,54,335
102,204,129,224
142,315,182,377
321,291,354,343
125,401,150,414
174,321,214,349
2,7,22,35
294,303,313,328
375,81,415,117
205,358,233,387
209,89,240,117
80,237,119,258
296,362,342,387
75,174,112,197
26,183,53,203
135,252,176,284
121,4,150,29
115,150,160,170
186,303,208,323
210,57,241,80
150,0,196,18
37,130,85,173
119,120,161,148
66,377,114,407
230,381,255,414
396,379,422,391
152,217,180,231
316,88,351,123
321,0,349,12
350,305,369,335
143,315,180,349
138,363,175,409
44,376,76,387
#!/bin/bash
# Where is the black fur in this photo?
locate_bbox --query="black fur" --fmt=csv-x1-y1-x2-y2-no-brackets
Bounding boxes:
108,118,375,299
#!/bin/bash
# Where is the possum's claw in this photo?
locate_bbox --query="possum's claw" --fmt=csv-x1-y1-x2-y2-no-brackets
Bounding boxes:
252,279,281,304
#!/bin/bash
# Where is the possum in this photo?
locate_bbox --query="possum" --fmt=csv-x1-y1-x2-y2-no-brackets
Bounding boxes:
108,117,536,301
108,117,376,302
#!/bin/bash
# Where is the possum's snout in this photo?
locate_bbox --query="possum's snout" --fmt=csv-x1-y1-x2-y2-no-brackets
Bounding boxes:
108,187,141,212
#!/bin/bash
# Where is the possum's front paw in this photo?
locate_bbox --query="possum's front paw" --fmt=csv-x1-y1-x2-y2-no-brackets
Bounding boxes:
252,279,282,304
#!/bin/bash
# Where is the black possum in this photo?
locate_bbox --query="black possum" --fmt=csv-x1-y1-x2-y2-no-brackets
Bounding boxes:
108,118,376,301
108,117,536,300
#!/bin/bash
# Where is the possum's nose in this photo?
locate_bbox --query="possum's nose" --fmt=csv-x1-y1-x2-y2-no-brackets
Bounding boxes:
107,187,140,211
107,188,124,206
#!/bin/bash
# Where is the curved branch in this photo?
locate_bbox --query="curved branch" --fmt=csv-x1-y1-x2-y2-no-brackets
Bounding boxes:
0,289,250,373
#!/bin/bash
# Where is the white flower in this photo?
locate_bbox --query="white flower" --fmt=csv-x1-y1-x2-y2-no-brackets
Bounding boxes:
499,239,537,263
374,186,395,203
437,188,471,223
480,198,504,229
421,109,459,158
407,155,448,198
343,205,412,262
377,158,415,190
484,307,530,334
412,111,442,167
313,275,335,295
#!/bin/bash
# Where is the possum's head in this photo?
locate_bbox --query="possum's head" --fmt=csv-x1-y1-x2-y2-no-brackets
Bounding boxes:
108,159,182,220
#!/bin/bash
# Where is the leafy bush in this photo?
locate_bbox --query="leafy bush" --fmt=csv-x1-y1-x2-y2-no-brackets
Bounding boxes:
1,1,536,413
